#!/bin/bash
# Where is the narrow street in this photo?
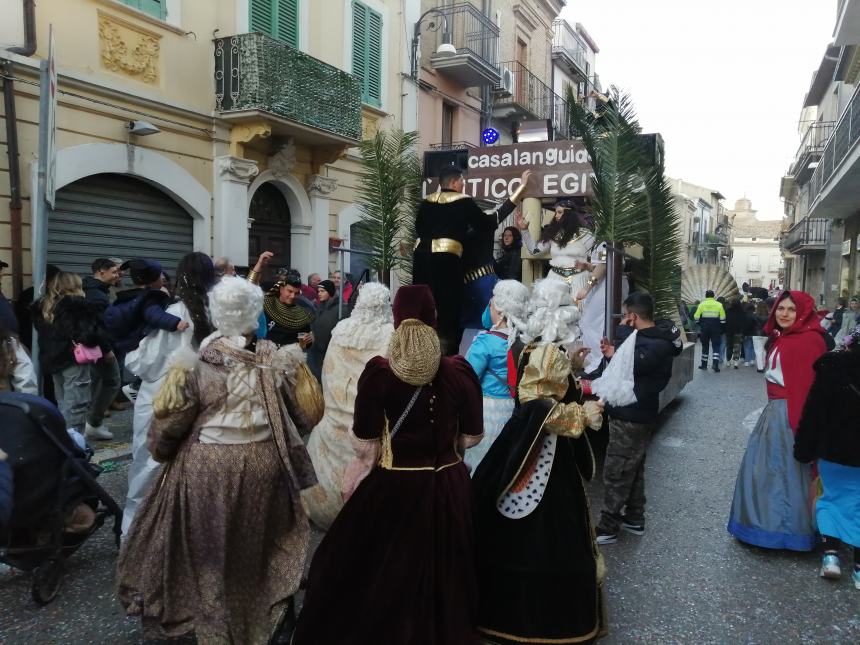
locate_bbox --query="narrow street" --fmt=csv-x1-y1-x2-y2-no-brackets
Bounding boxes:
1,355,858,644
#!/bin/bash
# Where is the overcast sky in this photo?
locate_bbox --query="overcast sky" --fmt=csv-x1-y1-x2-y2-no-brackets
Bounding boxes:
559,1,836,221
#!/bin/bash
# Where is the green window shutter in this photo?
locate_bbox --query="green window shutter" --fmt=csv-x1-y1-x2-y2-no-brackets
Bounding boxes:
352,2,382,108
276,0,299,48
121,0,166,20
249,0,274,34
250,0,298,47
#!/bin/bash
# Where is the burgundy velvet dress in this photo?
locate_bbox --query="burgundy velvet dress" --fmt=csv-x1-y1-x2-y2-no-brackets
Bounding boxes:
292,355,484,645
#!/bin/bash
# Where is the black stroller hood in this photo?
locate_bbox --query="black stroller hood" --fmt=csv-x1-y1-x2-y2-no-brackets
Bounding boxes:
0,393,87,528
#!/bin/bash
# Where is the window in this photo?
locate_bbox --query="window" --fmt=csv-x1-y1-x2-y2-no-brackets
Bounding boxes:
250,0,299,48
769,255,781,272
442,103,455,146
120,0,166,20
352,1,383,108
748,255,760,272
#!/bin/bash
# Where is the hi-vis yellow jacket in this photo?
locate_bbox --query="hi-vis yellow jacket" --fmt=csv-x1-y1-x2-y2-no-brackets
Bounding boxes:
693,297,726,324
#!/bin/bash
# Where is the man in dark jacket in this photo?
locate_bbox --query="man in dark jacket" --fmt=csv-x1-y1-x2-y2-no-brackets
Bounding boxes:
83,258,124,426
589,292,682,544
82,258,119,313
412,166,531,354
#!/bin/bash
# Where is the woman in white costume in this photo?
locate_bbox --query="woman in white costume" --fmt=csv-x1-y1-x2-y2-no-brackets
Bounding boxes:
121,252,215,536
301,283,394,529
516,200,619,373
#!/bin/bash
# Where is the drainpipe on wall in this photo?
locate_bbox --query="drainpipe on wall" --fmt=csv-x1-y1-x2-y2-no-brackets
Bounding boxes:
3,0,37,299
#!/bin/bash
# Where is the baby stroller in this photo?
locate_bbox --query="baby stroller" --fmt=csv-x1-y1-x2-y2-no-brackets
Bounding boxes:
0,392,123,605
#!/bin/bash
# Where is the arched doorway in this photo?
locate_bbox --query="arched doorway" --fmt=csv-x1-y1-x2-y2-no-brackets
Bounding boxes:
50,174,194,276
248,182,291,281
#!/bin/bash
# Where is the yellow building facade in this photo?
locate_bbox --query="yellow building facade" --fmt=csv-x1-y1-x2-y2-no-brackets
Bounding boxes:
0,0,413,298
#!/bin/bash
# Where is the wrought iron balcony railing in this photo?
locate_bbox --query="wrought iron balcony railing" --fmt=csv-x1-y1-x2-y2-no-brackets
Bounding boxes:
551,19,589,79
424,3,500,87
791,121,835,183
782,217,829,253
214,33,362,143
494,61,554,119
428,141,477,150
809,82,860,204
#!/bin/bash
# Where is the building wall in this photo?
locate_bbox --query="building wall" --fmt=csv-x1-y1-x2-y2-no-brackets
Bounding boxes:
1,0,412,295
1,0,223,296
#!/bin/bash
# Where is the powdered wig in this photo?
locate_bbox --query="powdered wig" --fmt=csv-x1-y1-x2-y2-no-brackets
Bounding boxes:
208,276,264,336
523,278,581,345
330,282,394,350
491,280,529,346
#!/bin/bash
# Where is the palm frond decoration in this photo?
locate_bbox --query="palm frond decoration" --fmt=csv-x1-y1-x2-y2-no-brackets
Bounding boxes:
354,129,421,285
566,85,681,319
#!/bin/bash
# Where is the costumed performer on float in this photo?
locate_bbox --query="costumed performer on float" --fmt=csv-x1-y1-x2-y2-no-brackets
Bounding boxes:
302,282,394,530
413,166,532,355
293,285,485,644
117,276,317,644
464,279,530,472
472,278,607,645
516,199,624,373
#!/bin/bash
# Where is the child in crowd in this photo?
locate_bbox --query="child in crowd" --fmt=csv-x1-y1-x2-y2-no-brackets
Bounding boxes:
794,324,860,590
105,259,189,356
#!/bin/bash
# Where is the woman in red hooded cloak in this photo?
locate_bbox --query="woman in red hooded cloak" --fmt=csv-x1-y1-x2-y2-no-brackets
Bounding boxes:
727,290,829,551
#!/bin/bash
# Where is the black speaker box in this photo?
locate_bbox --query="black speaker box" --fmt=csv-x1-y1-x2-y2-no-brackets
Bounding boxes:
423,149,469,179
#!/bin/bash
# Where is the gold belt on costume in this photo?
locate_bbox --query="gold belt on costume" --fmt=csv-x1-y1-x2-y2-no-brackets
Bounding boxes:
380,459,462,472
431,238,463,257
550,265,583,277
464,263,495,284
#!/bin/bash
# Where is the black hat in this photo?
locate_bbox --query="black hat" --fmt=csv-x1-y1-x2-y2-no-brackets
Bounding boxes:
121,258,163,285
318,280,336,297
0,259,8,269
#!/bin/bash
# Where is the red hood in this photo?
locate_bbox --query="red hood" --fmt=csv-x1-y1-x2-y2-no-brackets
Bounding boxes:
764,290,824,339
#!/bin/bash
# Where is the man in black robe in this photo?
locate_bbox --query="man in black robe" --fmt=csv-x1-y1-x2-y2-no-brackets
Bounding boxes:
412,166,531,355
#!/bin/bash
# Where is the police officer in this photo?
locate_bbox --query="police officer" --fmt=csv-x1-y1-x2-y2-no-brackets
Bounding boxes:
412,166,531,355
693,289,726,372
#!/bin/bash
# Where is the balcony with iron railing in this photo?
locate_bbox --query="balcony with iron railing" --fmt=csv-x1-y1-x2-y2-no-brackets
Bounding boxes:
428,141,477,150
214,33,362,146
808,82,860,218
551,19,589,81
782,217,829,254
493,61,569,137
790,121,835,185
424,3,500,87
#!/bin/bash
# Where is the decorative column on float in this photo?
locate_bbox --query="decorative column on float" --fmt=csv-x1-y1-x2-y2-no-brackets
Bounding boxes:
521,196,545,285
306,174,339,278
213,156,259,267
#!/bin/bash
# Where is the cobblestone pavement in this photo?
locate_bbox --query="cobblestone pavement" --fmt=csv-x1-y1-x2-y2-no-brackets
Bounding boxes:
2,356,859,644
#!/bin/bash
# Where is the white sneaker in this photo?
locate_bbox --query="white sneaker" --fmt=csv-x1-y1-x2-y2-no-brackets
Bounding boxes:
820,554,841,579
122,384,138,403
84,423,113,441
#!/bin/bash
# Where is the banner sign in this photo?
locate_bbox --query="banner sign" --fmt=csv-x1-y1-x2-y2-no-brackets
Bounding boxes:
422,140,594,201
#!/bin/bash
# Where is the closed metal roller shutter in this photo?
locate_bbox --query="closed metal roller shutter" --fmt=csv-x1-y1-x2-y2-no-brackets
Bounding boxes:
49,174,194,277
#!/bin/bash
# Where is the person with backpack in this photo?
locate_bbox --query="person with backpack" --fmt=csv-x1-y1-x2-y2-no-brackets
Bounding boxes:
464,280,530,473
105,258,189,359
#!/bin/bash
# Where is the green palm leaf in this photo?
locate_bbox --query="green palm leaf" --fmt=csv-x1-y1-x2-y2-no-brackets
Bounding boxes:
566,86,681,318
354,130,421,284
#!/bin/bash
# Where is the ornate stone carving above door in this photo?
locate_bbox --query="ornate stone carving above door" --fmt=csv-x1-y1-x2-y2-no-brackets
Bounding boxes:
98,12,162,85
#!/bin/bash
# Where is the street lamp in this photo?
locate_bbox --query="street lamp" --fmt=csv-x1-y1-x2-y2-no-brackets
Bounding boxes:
410,8,456,80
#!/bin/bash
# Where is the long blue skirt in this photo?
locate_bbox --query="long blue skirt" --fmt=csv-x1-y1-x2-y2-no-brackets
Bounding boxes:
817,459,860,548
727,399,815,551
